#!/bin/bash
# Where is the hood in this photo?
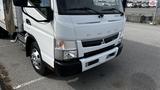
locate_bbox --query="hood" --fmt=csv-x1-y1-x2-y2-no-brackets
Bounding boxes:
54,14,124,40
71,14,124,40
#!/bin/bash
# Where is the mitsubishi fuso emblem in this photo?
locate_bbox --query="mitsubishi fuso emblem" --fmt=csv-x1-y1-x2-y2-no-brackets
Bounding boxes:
101,39,105,44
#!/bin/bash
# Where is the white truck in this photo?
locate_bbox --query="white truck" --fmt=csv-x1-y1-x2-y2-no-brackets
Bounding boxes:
0,0,126,76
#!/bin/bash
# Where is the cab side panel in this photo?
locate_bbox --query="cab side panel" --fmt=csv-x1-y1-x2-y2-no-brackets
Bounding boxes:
0,0,6,30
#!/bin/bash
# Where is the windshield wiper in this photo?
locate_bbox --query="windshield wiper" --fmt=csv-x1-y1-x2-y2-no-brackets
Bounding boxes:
102,8,124,16
67,7,104,18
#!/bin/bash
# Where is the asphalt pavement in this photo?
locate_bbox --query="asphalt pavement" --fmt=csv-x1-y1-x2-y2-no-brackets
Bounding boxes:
0,22,160,90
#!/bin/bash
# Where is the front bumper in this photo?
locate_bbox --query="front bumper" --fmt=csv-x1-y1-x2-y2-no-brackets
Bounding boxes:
54,59,82,76
54,43,123,76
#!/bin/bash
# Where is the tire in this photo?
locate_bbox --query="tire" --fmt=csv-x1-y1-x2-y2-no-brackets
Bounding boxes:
0,28,8,39
30,42,49,76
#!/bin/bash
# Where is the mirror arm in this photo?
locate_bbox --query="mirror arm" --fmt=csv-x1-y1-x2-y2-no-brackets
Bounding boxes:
21,7,50,22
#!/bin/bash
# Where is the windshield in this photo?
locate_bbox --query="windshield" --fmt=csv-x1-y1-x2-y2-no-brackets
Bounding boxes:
56,0,123,15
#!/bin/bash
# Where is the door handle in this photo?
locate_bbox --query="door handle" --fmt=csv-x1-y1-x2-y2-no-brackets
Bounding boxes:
26,19,31,25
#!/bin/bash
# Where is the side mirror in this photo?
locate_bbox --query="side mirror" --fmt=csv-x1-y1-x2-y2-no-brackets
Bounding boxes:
122,0,127,11
13,0,28,7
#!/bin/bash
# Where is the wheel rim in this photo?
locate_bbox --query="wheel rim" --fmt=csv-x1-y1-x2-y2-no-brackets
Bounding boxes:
31,48,41,70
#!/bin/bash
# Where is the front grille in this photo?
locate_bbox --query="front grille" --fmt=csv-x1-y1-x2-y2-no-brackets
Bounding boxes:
104,33,119,43
82,39,102,47
84,45,115,58
82,33,119,47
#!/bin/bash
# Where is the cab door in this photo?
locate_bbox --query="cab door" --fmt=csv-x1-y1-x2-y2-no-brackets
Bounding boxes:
0,0,4,23
23,0,55,67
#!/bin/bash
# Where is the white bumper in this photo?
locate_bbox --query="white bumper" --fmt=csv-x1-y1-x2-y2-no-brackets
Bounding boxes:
80,47,119,72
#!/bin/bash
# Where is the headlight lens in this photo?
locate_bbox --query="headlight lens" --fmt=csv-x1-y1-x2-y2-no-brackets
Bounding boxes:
55,40,78,61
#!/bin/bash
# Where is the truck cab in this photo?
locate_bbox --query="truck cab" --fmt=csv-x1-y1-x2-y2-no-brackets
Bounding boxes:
12,0,126,76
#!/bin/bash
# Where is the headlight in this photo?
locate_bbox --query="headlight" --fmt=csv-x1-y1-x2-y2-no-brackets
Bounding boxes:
55,40,78,61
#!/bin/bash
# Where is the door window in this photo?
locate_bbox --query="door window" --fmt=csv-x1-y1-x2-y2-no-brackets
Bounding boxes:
29,0,51,17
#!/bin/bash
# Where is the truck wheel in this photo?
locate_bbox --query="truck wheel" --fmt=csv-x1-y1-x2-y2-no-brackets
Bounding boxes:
0,28,8,39
30,42,48,76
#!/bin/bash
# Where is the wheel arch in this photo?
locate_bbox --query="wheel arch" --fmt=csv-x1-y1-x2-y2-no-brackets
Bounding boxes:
26,34,38,57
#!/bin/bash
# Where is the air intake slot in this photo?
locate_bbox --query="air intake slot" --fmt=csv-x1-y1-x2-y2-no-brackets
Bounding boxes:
84,45,115,58
82,39,102,47
104,33,119,43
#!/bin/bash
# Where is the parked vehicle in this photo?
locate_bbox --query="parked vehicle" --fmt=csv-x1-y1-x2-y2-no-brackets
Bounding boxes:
126,1,150,8
0,0,126,76
127,3,133,8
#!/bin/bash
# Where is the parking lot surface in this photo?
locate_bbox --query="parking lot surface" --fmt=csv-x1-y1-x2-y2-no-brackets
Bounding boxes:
0,23,160,90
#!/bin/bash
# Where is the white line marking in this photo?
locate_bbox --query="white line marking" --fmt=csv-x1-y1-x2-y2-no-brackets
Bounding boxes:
13,77,45,90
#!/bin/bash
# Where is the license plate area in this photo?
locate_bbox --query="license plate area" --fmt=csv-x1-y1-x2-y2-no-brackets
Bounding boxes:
80,47,119,72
